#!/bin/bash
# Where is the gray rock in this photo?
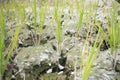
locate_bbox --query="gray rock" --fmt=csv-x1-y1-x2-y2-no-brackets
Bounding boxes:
115,48,120,72
88,50,117,80
19,26,34,47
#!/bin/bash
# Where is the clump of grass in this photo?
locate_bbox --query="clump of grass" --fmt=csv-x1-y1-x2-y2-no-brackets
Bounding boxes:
108,2,120,51
107,2,120,68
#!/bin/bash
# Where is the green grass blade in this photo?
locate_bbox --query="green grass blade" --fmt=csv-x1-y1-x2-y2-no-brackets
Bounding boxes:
0,6,5,76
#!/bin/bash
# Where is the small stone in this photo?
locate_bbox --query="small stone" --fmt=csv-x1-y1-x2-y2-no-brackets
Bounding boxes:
58,71,63,75
46,69,52,73
11,75,16,80
58,64,64,70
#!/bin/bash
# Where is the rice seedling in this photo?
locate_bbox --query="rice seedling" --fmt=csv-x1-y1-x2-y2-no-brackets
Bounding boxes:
5,1,25,61
81,24,104,80
30,0,39,46
0,2,25,79
53,0,64,55
107,2,120,68
80,2,104,78
31,0,47,46
108,3,120,51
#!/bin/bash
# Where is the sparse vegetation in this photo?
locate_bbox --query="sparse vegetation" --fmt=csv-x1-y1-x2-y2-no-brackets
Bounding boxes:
0,0,120,80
